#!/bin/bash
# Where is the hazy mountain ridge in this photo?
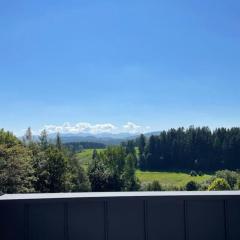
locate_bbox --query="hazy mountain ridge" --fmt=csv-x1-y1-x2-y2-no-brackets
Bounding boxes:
24,131,161,145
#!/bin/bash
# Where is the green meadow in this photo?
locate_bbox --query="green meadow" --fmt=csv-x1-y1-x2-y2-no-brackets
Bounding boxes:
136,170,212,187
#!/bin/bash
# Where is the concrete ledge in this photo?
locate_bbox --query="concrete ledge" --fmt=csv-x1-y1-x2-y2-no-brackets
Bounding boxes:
1,190,240,200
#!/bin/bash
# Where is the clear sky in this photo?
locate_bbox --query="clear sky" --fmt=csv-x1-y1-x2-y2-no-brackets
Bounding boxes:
1,0,240,135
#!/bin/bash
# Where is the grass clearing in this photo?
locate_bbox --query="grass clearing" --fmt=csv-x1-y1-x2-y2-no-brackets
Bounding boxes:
136,170,212,187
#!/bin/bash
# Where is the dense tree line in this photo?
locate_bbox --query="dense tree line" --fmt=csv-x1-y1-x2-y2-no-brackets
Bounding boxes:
0,128,138,194
0,128,90,193
137,126,240,171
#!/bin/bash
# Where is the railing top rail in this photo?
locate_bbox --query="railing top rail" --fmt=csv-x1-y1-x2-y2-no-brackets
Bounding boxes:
1,191,240,201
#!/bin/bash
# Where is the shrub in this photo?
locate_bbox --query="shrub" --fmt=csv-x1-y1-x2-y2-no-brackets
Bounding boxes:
185,181,199,191
236,180,240,190
198,181,209,191
163,185,182,191
208,178,231,191
190,170,197,177
215,170,239,189
146,181,162,191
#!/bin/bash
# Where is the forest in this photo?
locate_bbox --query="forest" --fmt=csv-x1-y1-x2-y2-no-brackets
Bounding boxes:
1,126,240,194
138,126,240,171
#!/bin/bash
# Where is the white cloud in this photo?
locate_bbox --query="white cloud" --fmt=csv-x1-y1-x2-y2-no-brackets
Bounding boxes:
123,122,151,134
123,122,141,133
41,122,117,135
35,121,150,135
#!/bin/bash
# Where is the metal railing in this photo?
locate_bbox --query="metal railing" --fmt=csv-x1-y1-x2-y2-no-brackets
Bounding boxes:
0,191,240,240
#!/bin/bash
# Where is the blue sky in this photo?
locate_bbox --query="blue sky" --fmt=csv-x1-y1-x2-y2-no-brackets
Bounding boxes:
1,0,240,135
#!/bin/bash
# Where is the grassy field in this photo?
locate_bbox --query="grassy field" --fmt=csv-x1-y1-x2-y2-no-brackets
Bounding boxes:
76,148,213,187
136,170,212,187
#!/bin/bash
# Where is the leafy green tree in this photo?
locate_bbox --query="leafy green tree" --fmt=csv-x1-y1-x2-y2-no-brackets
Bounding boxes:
88,157,114,191
67,155,91,192
208,178,231,191
122,154,139,191
0,144,35,193
0,129,92,194
88,146,139,191
46,146,68,192
30,143,50,192
0,129,20,146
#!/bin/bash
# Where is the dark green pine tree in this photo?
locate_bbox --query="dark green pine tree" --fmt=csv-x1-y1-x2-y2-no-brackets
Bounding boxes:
137,134,146,170
56,132,62,150
39,129,48,150
25,127,33,143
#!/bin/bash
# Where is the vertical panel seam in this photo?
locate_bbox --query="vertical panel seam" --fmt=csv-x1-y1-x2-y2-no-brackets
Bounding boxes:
144,200,148,240
184,200,188,240
64,202,69,240
224,200,229,240
24,203,29,240
104,200,109,240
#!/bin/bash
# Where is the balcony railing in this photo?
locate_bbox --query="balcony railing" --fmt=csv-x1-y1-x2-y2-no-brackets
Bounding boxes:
0,191,240,240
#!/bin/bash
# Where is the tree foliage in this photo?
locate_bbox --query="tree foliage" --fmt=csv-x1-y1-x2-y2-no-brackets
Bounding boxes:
88,146,139,191
208,178,231,191
0,130,35,193
215,170,239,189
139,127,240,171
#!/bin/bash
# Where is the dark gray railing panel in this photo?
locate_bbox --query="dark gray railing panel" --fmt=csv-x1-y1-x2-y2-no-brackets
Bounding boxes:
147,199,185,240
186,200,226,240
107,199,145,240
68,200,105,240
1,192,240,240
28,202,65,240
0,201,25,240
226,200,240,240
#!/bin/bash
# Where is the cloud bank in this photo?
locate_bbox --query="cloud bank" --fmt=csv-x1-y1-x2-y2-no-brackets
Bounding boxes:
37,122,150,135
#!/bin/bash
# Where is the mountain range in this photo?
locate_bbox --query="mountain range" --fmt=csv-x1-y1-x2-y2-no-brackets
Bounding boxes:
29,131,161,145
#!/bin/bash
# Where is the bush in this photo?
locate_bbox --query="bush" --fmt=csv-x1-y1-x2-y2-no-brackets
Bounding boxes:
198,181,209,191
185,181,199,191
190,170,197,177
146,181,162,191
198,171,203,176
215,170,239,189
163,185,183,191
208,178,231,191
237,180,240,190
